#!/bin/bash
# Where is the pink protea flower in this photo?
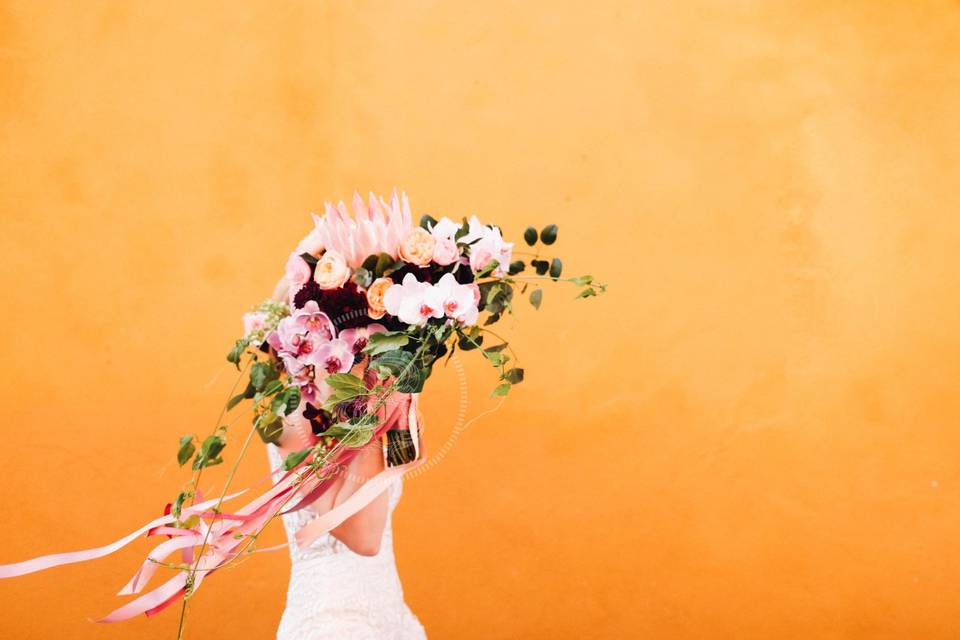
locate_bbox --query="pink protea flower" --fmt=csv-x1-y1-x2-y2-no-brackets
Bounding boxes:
340,323,387,354
310,190,414,269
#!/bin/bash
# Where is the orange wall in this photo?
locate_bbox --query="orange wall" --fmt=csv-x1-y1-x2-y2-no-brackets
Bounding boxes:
2,2,960,638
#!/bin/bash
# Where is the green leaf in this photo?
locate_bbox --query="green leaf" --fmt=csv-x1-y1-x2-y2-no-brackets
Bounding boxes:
576,287,598,299
263,379,283,396
531,259,549,275
549,258,563,279
227,338,248,369
373,252,404,277
283,448,313,471
193,433,227,469
176,435,195,467
485,351,505,367
361,254,380,273
570,275,593,285
420,214,438,229
325,373,368,395
523,226,538,246
483,312,501,326
299,252,318,266
491,383,511,397
325,415,379,448
270,385,302,417
474,259,500,279
226,392,246,411
255,411,283,444
529,288,543,309
483,343,509,353
540,224,558,245
363,331,410,356
172,490,193,519
458,333,483,350
250,361,278,392
454,218,470,242
503,367,525,384
508,260,526,275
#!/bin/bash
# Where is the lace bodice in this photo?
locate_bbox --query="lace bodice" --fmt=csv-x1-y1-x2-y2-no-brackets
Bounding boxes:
266,444,426,640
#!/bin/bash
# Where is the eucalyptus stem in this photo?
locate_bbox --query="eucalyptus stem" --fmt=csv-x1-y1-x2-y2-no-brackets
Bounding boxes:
176,419,257,639
189,360,251,508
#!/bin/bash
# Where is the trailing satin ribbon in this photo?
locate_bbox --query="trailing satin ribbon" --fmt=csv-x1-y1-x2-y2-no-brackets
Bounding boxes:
0,395,425,623
0,491,246,579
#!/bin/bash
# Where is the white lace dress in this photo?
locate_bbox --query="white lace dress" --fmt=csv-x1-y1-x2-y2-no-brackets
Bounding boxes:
267,444,427,640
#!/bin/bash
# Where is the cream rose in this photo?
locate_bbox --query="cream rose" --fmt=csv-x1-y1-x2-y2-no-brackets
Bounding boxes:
398,227,436,266
365,277,394,319
313,251,351,290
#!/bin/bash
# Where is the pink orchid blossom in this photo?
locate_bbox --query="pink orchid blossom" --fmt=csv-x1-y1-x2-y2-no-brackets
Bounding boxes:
340,323,388,354
268,316,327,357
308,338,355,377
468,225,513,277
291,300,336,340
435,273,479,325
383,273,445,326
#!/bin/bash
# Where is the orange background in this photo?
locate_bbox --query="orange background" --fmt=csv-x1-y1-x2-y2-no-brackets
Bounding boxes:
2,2,960,638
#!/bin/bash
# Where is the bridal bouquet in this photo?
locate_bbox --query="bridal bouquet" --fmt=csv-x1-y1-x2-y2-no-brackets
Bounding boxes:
0,190,605,632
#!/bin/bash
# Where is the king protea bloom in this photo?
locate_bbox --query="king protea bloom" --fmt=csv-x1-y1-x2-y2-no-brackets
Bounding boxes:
310,190,414,269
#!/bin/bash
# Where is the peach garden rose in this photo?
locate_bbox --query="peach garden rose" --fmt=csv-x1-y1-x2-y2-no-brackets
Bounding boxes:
398,227,436,266
365,277,394,319
313,250,351,290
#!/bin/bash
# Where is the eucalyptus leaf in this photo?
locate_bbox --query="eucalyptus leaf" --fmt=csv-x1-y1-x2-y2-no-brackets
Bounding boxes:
508,260,526,275
484,312,502,326
549,258,563,279
491,383,511,397
531,259,549,276
570,275,593,285
540,224,558,245
458,333,483,350
523,226,538,246
576,287,598,299
352,267,373,289
503,367,525,384
529,288,543,309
